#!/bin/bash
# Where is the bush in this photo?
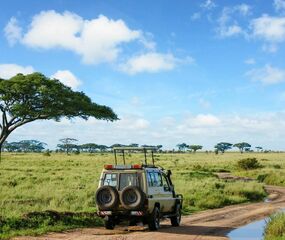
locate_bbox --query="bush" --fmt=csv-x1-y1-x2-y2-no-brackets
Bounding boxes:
257,174,268,182
273,164,281,169
237,158,261,170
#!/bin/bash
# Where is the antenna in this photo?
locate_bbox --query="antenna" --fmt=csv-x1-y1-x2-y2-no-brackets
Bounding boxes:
114,149,117,165
144,148,147,165
151,150,154,165
122,150,126,165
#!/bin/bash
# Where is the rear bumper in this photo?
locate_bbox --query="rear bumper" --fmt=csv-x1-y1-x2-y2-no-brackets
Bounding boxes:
98,210,146,217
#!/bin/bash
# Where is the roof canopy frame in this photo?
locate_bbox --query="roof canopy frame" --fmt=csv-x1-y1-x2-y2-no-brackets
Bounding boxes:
112,147,157,165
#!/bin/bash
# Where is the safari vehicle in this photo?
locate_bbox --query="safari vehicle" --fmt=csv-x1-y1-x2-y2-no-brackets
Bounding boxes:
95,147,183,230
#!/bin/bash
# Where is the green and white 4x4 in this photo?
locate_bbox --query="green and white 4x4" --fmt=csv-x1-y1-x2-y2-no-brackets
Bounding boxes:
95,147,183,230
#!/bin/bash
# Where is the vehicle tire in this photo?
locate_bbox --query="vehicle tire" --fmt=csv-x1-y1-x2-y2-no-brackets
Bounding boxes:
170,203,181,227
120,186,146,210
105,217,115,230
148,206,160,231
95,186,119,210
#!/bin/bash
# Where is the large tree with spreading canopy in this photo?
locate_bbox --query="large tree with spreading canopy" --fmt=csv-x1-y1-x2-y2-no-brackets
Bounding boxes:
0,72,118,160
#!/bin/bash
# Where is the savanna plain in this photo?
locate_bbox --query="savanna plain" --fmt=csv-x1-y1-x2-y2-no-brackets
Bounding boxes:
0,152,285,239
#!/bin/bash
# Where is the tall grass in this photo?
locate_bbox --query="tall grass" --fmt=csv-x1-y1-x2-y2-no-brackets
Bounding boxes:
264,212,285,240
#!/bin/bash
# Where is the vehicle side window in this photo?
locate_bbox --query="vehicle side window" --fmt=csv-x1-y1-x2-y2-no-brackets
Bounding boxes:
147,172,153,187
103,173,117,187
147,172,156,187
147,171,163,187
162,174,170,189
156,172,163,187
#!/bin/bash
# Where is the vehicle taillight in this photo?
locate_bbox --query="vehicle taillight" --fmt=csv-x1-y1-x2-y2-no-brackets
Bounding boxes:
104,164,113,170
132,164,142,169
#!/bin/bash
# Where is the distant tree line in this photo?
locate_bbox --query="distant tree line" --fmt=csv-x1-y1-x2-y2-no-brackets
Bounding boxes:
2,138,266,155
56,138,163,154
175,142,265,154
2,140,47,152
176,143,203,153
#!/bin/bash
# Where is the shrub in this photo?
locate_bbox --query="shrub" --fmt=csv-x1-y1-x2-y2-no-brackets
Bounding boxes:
237,158,261,170
273,164,281,169
257,174,268,182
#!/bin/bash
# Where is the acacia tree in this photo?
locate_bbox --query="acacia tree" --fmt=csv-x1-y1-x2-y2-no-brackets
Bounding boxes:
189,145,203,153
58,138,78,154
255,146,263,152
233,142,251,153
214,142,232,154
176,143,189,152
0,73,118,161
80,143,98,153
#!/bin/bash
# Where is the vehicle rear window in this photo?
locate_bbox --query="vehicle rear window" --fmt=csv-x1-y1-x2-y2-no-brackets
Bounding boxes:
119,173,139,190
103,173,118,187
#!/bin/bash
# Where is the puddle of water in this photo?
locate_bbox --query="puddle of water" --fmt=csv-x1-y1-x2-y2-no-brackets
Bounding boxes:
228,208,285,240
228,219,267,240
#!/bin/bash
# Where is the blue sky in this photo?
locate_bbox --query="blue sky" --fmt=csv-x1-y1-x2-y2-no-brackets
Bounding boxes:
1,0,285,150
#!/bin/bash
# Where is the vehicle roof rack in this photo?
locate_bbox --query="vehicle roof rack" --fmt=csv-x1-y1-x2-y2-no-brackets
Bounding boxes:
113,147,157,151
112,147,158,166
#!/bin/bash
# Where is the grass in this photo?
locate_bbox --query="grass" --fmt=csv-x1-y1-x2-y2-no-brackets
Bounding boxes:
0,151,284,238
264,212,285,240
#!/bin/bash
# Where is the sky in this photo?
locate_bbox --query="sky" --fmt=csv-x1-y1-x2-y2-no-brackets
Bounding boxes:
1,0,285,150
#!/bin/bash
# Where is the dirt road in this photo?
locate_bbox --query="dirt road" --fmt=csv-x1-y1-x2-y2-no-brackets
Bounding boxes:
15,177,285,240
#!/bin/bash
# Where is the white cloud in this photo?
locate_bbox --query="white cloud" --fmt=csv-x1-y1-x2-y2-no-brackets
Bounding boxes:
192,114,220,126
51,70,81,90
0,64,35,79
250,15,285,42
235,4,251,16
246,64,285,85
244,58,256,65
5,10,185,74
4,17,22,46
200,0,216,10
219,24,243,37
14,11,141,64
216,5,250,38
119,52,193,75
274,0,285,12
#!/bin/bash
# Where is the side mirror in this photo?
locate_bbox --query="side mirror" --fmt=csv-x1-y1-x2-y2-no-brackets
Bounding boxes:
167,170,172,177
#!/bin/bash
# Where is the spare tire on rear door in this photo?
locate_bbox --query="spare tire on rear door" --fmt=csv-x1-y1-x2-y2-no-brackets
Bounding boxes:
96,186,119,210
120,186,145,210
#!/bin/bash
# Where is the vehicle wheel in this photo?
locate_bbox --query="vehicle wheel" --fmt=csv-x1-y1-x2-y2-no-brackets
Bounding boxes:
104,217,115,230
170,203,181,227
95,186,119,210
148,206,160,231
120,186,145,210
